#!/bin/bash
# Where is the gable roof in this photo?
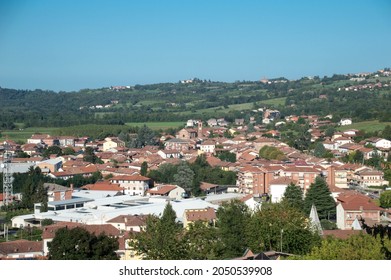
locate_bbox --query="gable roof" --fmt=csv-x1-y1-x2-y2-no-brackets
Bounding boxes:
42,222,121,239
185,207,216,222
147,185,177,195
0,240,43,255
337,192,383,211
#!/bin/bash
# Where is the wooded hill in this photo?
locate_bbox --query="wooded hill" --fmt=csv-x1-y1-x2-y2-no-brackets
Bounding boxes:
1,70,390,128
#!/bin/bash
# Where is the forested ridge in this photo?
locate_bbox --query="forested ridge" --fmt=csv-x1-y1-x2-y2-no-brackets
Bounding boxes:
1,70,390,128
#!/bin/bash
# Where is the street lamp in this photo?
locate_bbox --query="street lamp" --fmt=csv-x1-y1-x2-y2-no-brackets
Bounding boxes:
280,229,284,252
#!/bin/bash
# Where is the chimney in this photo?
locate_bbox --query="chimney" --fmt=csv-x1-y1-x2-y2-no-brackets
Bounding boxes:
70,183,74,191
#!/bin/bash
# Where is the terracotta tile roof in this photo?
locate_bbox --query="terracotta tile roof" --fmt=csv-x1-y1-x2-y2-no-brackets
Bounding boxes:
42,222,121,239
147,185,177,195
106,214,148,227
185,207,216,222
206,156,223,167
82,181,124,192
111,175,150,181
200,182,219,191
0,240,43,255
322,230,365,239
337,192,383,211
269,177,297,185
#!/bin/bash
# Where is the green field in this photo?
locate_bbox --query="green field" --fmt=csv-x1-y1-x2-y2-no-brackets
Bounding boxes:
125,122,185,129
258,97,287,106
0,127,59,143
340,120,391,133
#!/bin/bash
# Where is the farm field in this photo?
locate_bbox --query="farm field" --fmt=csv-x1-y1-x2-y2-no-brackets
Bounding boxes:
340,120,391,133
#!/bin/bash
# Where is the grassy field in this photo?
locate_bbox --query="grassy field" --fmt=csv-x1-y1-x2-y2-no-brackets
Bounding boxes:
340,120,391,133
0,127,59,143
125,121,185,129
258,97,287,106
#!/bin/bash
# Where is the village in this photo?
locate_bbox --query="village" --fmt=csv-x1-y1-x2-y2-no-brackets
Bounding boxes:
1,107,390,260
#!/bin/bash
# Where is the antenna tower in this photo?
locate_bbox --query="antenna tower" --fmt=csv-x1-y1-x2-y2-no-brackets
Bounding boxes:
2,142,13,206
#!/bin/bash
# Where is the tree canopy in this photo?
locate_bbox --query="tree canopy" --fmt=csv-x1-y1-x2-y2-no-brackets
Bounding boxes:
48,227,119,260
304,176,336,220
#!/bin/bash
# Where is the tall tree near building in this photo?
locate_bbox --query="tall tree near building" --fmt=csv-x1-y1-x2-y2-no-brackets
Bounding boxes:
173,161,195,195
379,190,391,208
216,200,250,259
304,176,336,220
140,161,148,176
282,183,304,212
48,227,119,260
246,203,321,255
131,203,186,259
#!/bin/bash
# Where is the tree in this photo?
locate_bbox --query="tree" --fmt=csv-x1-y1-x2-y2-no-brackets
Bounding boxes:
293,234,391,260
216,200,250,259
246,203,321,255
314,142,326,158
129,124,156,148
48,227,119,260
140,161,148,176
63,147,76,155
379,190,391,208
43,146,62,158
21,167,46,209
217,151,237,163
282,183,304,212
182,221,223,259
131,203,186,259
83,147,102,164
304,177,336,220
173,162,195,195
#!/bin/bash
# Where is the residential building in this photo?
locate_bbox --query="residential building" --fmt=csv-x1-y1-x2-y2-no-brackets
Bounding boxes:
110,175,150,196
336,192,382,230
182,207,216,229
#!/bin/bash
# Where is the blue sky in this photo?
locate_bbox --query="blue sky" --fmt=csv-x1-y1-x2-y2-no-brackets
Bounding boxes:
0,0,390,91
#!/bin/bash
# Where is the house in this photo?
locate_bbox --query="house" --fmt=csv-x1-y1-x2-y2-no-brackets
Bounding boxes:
199,140,216,154
44,183,72,202
157,149,181,159
235,119,245,126
336,192,383,230
240,194,263,211
81,181,124,193
58,136,76,147
207,118,218,127
365,137,391,149
339,118,352,126
165,138,193,151
106,214,148,232
36,157,63,173
355,169,388,187
109,175,151,196
182,207,216,229
103,137,125,152
0,240,44,259
27,134,51,144
147,184,186,200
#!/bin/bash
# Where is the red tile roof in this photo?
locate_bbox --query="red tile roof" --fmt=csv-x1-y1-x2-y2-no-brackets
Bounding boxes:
185,208,216,222
0,239,43,255
106,214,148,227
147,185,177,195
337,192,383,211
111,175,150,181
42,222,121,239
